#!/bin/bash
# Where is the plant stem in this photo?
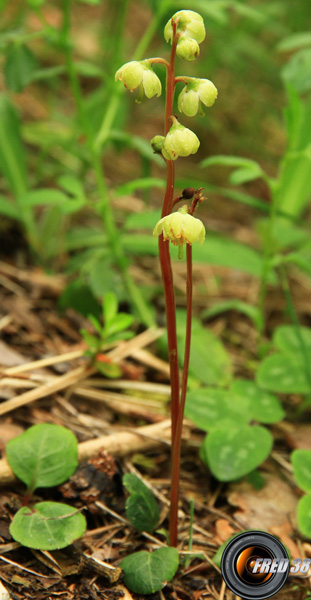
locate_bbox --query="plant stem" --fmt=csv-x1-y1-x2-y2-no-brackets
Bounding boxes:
62,0,153,326
169,244,193,547
158,22,179,449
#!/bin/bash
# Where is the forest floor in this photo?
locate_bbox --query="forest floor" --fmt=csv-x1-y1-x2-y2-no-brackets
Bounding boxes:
0,234,311,600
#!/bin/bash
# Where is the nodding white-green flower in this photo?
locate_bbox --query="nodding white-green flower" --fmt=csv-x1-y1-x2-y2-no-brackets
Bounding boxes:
115,60,161,99
178,78,218,116
162,118,200,161
176,37,200,62
153,205,205,256
164,10,206,45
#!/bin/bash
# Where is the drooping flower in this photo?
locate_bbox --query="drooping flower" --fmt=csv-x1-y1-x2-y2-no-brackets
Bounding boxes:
164,10,206,45
115,60,161,99
178,78,218,116
153,205,206,252
176,37,200,62
162,118,200,161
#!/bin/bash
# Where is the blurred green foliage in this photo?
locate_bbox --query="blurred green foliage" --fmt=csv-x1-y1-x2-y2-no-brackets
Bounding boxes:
0,0,310,404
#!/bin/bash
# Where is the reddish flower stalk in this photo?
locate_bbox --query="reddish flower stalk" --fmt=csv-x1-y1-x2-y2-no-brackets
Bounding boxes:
115,8,215,551
169,244,193,547
158,19,194,546
158,19,180,446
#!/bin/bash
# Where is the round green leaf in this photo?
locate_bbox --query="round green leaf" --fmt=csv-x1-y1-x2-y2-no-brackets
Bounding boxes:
231,379,285,423
256,354,311,394
202,425,273,481
291,450,311,493
121,547,179,595
123,473,160,533
10,501,86,550
6,423,78,491
297,494,311,537
185,388,250,431
274,325,311,356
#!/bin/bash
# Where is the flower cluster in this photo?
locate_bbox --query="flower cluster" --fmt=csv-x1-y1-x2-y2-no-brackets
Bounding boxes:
164,10,205,61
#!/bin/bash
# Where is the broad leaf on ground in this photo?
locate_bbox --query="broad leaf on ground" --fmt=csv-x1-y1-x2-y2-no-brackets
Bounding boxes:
291,449,311,493
273,325,311,357
121,547,179,594
6,423,78,491
202,425,273,481
185,388,250,431
297,494,311,537
257,354,311,394
231,379,285,423
123,473,160,533
10,502,86,550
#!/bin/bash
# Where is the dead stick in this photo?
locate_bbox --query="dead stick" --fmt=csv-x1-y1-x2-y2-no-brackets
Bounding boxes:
0,366,89,416
0,419,172,486
2,349,85,376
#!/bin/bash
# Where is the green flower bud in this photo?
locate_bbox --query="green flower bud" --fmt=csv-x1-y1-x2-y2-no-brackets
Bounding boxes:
176,37,200,62
178,78,218,116
164,10,206,45
153,205,205,249
150,135,165,154
162,118,200,161
115,60,161,99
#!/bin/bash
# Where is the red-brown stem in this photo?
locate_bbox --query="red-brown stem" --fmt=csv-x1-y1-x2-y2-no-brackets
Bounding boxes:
174,76,190,84
169,244,193,547
158,19,179,450
165,23,178,135
149,57,170,68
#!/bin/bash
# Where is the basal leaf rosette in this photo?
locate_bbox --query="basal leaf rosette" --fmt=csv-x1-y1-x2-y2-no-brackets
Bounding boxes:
178,78,218,116
115,60,161,100
153,205,205,251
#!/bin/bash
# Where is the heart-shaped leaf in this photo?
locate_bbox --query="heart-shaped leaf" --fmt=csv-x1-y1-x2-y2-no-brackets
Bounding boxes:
297,494,311,537
185,388,250,431
121,547,179,594
202,425,273,481
10,501,86,550
231,379,285,423
6,423,78,491
274,325,311,357
257,354,311,394
123,473,160,533
291,449,311,493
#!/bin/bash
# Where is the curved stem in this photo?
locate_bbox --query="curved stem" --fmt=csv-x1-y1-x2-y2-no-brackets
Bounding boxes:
169,244,193,547
174,76,192,84
148,57,170,68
